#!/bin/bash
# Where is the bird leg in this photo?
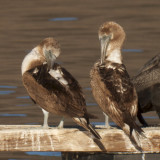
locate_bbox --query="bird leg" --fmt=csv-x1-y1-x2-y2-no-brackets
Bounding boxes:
103,112,110,128
57,117,64,128
42,109,49,128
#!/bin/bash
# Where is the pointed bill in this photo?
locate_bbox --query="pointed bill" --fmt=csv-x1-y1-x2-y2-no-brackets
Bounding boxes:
44,50,57,69
100,35,111,65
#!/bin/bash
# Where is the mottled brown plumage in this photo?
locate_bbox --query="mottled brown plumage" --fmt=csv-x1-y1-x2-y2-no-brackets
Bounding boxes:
22,37,101,139
90,22,145,149
23,63,88,117
91,61,138,122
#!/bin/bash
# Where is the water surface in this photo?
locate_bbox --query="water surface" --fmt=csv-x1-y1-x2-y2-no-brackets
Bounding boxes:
0,0,160,160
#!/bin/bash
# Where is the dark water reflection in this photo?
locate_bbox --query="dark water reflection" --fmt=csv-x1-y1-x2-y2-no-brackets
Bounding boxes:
0,0,160,160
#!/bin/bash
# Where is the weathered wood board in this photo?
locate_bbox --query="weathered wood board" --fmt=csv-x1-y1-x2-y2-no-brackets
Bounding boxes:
0,125,159,153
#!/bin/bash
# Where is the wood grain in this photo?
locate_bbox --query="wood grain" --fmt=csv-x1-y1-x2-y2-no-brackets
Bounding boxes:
0,125,159,153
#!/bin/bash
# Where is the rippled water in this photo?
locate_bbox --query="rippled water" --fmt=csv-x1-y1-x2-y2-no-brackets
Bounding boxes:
25,152,61,157
0,0,160,160
49,17,78,21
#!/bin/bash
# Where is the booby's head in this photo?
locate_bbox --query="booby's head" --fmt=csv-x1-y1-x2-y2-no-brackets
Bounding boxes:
98,22,125,64
21,37,60,75
38,37,60,69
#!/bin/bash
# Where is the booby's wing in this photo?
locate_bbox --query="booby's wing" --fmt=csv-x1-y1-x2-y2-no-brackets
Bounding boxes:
132,53,160,112
100,63,137,117
136,53,160,75
22,63,87,118
132,54,160,92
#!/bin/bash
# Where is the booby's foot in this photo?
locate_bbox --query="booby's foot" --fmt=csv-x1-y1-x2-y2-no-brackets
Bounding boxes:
57,119,64,129
42,124,49,129
104,124,112,129
103,112,112,129
41,108,49,129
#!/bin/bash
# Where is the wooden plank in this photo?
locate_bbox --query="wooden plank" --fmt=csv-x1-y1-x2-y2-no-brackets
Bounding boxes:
0,125,159,153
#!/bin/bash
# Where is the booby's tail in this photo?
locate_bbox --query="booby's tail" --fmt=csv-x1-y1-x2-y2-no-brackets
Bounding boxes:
72,117,101,139
122,121,146,151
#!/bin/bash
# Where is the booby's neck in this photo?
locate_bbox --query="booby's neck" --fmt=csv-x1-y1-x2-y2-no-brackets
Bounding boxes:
21,47,44,75
105,49,122,64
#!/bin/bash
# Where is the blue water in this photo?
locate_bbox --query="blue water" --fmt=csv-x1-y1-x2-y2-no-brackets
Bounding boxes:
0,85,17,89
0,90,15,95
122,49,143,53
16,96,30,99
91,121,116,126
0,113,27,117
49,17,78,21
25,151,61,157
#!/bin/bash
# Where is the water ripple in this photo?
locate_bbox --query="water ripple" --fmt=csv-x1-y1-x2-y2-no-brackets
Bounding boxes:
16,104,30,107
91,121,116,126
122,49,143,53
0,113,27,117
0,91,15,95
49,17,78,21
0,85,17,89
16,96,30,99
8,159,29,160
25,151,61,157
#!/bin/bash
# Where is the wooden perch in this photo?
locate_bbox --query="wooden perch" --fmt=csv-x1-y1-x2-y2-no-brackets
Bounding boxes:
0,125,159,153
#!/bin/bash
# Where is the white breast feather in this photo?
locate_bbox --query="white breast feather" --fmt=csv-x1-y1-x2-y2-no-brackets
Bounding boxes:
21,47,40,75
49,69,68,86
106,49,122,64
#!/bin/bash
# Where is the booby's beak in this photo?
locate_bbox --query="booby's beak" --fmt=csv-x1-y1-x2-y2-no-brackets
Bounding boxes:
44,50,56,69
100,35,111,65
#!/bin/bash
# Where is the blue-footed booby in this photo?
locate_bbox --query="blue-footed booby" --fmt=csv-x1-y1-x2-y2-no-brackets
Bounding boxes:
21,37,101,139
90,22,145,149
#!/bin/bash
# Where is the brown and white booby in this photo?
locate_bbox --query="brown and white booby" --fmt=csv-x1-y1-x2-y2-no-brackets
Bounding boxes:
90,22,144,148
132,53,160,126
21,37,101,139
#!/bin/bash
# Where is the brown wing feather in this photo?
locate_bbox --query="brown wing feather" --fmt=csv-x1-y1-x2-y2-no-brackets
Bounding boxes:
22,63,86,118
132,53,160,92
90,61,138,125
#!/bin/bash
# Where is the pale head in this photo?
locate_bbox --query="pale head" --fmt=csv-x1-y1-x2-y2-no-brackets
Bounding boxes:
98,22,125,64
21,37,60,75
38,37,61,68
